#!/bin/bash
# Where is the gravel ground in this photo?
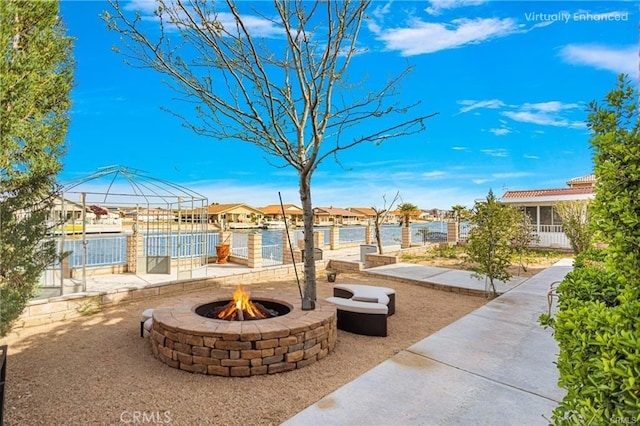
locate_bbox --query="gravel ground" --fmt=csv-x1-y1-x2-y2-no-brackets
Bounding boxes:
0,273,486,426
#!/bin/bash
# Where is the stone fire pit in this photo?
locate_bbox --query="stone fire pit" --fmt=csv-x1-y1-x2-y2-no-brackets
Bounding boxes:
150,292,337,377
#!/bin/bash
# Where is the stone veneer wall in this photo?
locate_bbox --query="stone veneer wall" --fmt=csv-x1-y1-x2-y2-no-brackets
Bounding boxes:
150,295,337,377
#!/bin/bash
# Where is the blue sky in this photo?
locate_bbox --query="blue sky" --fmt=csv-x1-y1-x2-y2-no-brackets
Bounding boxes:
58,1,637,209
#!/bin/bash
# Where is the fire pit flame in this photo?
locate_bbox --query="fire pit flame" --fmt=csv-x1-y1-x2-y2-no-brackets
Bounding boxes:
215,286,275,321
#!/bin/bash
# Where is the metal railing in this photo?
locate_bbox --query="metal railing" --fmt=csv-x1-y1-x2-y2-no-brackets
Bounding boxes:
338,226,366,244
64,235,127,267
231,246,248,258
262,244,283,266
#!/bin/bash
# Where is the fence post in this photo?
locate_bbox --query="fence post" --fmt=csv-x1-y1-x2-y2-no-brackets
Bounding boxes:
447,222,459,243
127,232,144,273
401,227,411,249
365,225,374,244
247,233,262,268
313,231,324,249
329,225,340,250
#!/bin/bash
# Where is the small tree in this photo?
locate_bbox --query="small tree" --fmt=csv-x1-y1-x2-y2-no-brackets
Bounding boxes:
397,202,419,228
0,0,74,337
104,0,437,310
371,192,400,254
510,210,538,275
466,189,520,298
553,200,593,255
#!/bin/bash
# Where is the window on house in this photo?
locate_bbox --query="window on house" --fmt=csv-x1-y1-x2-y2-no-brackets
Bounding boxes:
552,207,563,225
524,206,538,224
540,206,552,225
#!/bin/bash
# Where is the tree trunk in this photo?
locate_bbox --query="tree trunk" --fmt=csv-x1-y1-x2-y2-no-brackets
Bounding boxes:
374,220,384,254
299,171,316,310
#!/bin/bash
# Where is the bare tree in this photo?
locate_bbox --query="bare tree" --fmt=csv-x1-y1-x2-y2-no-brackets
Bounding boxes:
371,191,401,254
103,1,437,309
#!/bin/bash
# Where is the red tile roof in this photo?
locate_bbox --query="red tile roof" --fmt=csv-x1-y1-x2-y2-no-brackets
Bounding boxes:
502,187,595,199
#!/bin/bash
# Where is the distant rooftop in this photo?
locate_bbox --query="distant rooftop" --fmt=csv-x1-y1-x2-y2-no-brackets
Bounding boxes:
566,174,596,187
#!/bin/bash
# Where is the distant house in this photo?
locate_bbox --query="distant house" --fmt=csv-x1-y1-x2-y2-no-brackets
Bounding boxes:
260,204,304,226
313,206,364,226
47,196,122,233
125,207,171,223
347,207,397,225
196,203,265,228
501,174,596,249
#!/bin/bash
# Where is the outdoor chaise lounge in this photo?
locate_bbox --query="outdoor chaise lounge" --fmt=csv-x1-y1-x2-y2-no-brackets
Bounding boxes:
332,284,396,316
325,284,396,337
140,308,154,337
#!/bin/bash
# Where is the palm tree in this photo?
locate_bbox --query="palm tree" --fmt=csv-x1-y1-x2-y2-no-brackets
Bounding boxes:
397,203,419,228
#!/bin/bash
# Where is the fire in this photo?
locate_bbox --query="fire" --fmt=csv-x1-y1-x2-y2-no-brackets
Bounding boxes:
216,286,267,321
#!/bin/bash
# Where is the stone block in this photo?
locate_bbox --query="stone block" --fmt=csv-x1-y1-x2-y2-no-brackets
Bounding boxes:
180,362,206,374
251,365,268,375
193,332,212,346
230,366,251,377
215,340,252,351
263,354,284,365
285,350,304,363
268,362,296,374
207,365,230,376
304,343,321,359
221,359,250,367
176,352,193,365
255,339,279,350
191,346,210,357
203,336,217,348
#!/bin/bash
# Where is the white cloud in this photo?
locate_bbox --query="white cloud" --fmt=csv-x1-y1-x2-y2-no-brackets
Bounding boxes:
520,101,580,112
502,110,585,129
502,101,586,129
481,149,508,158
472,178,492,184
422,171,448,179
451,146,469,151
492,172,533,179
372,17,520,56
458,99,505,114
523,154,540,159
559,44,637,76
488,127,511,136
425,0,488,16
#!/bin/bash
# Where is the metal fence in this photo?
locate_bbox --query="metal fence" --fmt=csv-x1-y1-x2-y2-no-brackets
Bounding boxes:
338,226,366,244
262,244,283,266
64,235,127,267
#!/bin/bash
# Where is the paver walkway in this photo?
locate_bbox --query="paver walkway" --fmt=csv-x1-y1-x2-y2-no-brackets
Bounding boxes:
284,259,573,425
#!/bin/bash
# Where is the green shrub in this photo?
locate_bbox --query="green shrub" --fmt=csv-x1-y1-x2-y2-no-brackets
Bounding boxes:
551,299,640,424
541,76,640,424
573,248,607,269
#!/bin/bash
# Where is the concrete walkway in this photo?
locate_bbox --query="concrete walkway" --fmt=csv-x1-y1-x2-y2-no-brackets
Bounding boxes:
284,259,573,425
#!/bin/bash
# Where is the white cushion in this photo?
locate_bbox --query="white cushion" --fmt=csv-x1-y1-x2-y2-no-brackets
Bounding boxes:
141,308,155,322
334,284,395,296
143,318,153,335
325,297,388,315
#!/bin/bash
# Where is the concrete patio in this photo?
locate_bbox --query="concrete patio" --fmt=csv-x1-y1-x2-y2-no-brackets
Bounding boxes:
284,259,572,425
